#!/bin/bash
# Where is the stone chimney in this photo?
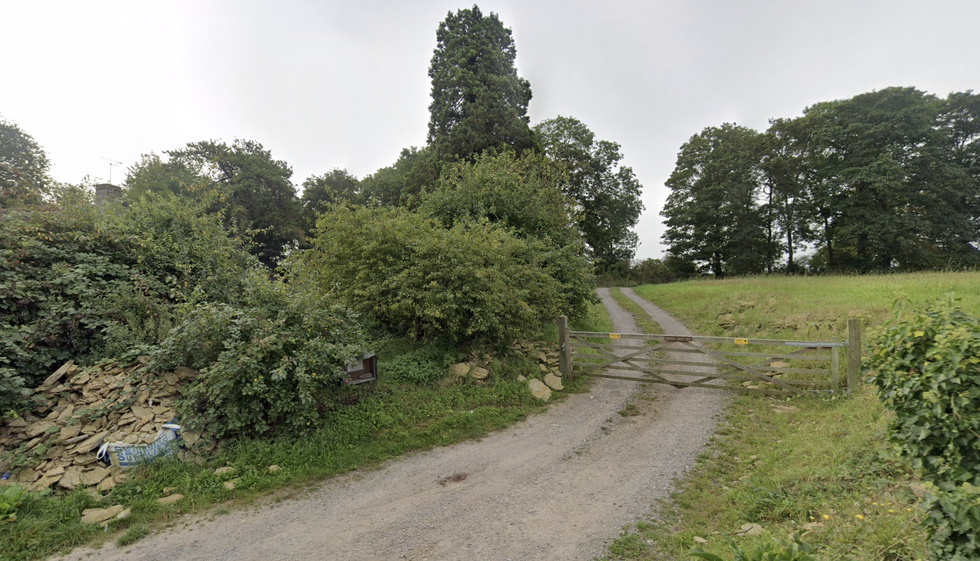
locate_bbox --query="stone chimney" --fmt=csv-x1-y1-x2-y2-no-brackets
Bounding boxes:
94,183,122,204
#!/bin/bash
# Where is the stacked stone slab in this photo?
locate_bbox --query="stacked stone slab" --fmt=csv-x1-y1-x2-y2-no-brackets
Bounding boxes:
513,341,563,401
0,359,197,493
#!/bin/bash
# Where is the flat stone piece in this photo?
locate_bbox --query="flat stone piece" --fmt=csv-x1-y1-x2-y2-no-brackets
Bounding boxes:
80,504,125,524
174,366,198,379
214,466,236,476
57,469,83,490
268,465,281,474
73,431,108,454
449,363,470,377
157,493,184,505
543,372,564,391
470,367,489,380
528,379,551,401
96,477,117,493
58,424,82,442
734,523,764,537
181,430,201,447
80,466,110,486
39,361,75,389
26,420,55,438
130,405,154,420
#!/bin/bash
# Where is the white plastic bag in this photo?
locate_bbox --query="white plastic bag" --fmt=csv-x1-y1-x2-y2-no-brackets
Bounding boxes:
96,424,181,468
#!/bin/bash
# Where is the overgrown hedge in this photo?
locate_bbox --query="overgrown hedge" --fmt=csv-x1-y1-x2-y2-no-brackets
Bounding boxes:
0,194,253,412
298,205,595,346
867,297,980,560
149,270,368,439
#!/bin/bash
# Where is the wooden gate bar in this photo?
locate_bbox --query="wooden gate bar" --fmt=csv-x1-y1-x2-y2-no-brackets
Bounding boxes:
558,316,859,396
675,341,800,393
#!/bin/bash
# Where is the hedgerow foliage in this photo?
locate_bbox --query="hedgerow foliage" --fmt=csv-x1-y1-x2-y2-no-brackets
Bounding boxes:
298,205,594,346
148,270,368,439
867,297,980,560
0,193,252,412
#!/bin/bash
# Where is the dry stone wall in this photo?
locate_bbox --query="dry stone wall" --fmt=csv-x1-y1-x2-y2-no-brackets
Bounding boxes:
0,359,197,494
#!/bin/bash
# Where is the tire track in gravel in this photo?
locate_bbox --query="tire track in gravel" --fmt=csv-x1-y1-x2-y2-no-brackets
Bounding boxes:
56,289,726,561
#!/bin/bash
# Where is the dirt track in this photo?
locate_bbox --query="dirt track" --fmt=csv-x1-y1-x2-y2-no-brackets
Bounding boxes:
57,288,727,561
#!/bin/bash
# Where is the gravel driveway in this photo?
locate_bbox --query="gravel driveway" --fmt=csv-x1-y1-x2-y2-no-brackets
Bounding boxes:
56,288,727,561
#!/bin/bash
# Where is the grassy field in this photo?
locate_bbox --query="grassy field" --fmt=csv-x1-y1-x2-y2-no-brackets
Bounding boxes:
601,272,980,561
0,303,611,561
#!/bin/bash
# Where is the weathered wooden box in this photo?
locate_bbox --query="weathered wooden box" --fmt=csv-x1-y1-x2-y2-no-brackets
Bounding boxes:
344,354,378,385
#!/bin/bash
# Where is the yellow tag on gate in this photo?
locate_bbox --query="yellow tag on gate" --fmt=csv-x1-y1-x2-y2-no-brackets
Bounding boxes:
609,333,621,339
734,338,749,345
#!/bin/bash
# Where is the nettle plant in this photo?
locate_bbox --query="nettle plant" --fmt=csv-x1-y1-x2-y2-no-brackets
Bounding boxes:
866,296,980,560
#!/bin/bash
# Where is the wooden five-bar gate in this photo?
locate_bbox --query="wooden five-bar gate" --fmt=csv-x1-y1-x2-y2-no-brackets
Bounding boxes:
557,317,862,396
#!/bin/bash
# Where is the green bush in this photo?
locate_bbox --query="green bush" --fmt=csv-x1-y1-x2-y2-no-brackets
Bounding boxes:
866,297,980,484
0,194,254,411
866,296,980,559
0,206,133,393
298,205,594,346
920,482,980,560
420,150,577,246
149,270,368,439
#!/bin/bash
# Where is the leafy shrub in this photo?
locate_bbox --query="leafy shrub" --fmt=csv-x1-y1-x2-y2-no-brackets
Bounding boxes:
298,205,595,346
920,482,980,560
866,297,980,484
149,270,368,439
0,206,133,391
0,194,254,410
866,296,980,559
420,150,577,246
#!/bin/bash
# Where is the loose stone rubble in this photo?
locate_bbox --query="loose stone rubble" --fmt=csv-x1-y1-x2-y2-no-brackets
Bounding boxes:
0,359,199,493
2,340,565,495
449,341,563,401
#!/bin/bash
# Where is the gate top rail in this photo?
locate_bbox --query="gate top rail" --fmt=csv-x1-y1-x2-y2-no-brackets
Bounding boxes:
568,331,846,348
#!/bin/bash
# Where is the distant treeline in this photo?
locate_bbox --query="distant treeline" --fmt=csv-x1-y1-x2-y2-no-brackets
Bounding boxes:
661,87,980,277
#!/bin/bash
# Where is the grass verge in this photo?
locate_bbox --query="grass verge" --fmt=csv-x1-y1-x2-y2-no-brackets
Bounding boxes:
0,305,608,561
597,273,980,561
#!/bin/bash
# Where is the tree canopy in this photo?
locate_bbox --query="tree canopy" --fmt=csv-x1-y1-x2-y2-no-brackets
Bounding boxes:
535,116,644,269
427,5,535,165
662,88,980,275
662,123,770,277
126,140,304,267
1,115,50,208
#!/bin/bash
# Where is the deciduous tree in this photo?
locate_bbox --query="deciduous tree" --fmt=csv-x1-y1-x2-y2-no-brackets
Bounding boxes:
535,116,644,269
662,123,771,277
164,140,304,267
0,115,49,208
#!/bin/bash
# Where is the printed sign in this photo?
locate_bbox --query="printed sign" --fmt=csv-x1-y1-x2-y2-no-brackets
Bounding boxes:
609,333,621,339
664,336,693,342
734,338,749,345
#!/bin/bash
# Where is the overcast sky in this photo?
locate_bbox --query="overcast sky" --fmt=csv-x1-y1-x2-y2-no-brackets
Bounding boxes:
4,0,979,259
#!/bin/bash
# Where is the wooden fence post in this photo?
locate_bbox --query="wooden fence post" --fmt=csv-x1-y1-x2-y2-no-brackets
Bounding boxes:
558,316,572,379
847,318,862,393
